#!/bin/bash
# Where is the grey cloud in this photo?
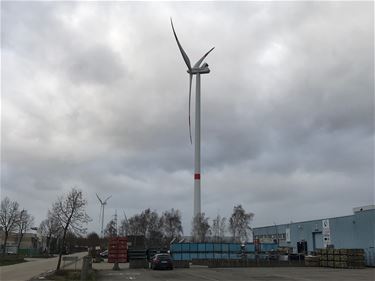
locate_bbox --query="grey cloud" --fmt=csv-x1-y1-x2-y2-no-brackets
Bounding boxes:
65,45,126,85
1,1,373,233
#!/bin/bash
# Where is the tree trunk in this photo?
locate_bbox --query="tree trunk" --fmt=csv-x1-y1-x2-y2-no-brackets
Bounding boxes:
17,232,24,252
2,232,9,255
56,229,67,271
46,235,51,254
56,240,63,271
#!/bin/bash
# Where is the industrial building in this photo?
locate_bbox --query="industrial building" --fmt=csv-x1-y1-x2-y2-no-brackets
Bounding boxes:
252,205,375,265
0,231,39,255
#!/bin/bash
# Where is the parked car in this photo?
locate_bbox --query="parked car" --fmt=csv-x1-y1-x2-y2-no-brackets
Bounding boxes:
147,248,169,261
150,253,173,270
100,249,108,258
6,250,17,255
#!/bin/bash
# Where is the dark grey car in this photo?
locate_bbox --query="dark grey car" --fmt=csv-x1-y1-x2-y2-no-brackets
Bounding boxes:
150,254,173,270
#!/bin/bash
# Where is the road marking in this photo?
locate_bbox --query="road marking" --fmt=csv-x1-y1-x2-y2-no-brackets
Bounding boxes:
184,271,219,281
125,272,140,280
104,272,124,276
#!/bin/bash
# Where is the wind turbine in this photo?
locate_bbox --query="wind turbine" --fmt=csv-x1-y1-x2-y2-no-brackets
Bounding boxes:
96,193,112,238
171,19,214,218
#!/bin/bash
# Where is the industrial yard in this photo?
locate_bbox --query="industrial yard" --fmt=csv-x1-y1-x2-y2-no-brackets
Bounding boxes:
97,266,375,281
2,2,373,281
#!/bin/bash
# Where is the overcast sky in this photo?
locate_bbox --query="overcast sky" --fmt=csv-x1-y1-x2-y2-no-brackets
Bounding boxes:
1,1,374,235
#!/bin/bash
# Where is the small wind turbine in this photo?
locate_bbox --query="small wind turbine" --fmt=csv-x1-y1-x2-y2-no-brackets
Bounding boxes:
96,193,112,238
171,19,214,218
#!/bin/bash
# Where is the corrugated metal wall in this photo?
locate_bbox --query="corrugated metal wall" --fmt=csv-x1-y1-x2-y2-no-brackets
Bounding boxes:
364,248,375,267
253,209,375,266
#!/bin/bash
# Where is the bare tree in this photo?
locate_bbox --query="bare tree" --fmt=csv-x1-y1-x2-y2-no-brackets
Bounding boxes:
39,211,62,254
51,188,90,271
16,209,34,251
127,214,142,236
119,218,129,237
126,208,183,247
219,216,227,241
191,213,211,242
104,219,118,238
161,208,183,244
126,209,164,246
64,231,77,253
229,205,254,243
144,209,163,247
0,197,20,254
86,232,100,258
87,232,100,247
127,209,157,236
211,215,226,242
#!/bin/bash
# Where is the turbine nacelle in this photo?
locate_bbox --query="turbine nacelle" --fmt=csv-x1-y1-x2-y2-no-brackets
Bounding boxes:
188,66,210,75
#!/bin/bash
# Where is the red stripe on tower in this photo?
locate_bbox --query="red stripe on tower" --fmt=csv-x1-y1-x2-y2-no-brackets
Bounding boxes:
194,173,200,180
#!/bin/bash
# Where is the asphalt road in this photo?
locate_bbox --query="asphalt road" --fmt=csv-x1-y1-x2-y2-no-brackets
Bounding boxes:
0,252,87,281
97,266,375,281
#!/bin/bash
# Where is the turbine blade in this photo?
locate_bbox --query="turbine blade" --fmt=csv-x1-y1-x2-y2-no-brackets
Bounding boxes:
194,47,215,68
188,74,193,144
104,195,112,203
170,18,192,71
96,193,103,204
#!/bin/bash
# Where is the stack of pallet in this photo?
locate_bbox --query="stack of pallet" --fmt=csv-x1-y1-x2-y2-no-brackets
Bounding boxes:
305,255,320,267
318,248,365,269
108,237,128,263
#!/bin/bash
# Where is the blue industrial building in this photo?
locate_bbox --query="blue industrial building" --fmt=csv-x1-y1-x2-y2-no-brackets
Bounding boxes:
252,205,375,265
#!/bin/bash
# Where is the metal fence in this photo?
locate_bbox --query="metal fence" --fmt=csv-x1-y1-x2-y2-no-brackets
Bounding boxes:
17,248,39,256
170,243,278,261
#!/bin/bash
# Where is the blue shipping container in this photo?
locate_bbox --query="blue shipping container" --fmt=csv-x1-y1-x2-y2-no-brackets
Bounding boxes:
198,243,206,252
245,243,255,252
214,243,222,251
229,243,241,252
181,243,190,252
190,243,198,252
206,243,214,252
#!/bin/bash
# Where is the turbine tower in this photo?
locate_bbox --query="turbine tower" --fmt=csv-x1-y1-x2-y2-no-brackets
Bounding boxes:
96,194,112,238
171,19,214,218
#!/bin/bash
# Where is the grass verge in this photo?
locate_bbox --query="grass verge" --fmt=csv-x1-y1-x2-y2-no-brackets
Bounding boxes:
0,256,27,266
